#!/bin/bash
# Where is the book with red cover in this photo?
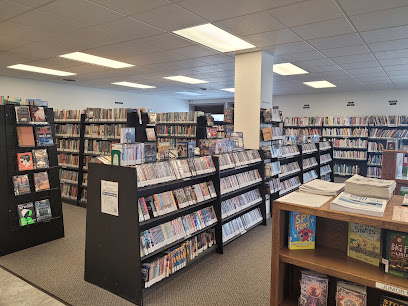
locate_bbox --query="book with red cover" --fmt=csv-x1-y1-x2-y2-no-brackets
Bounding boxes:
16,126,35,147
17,152,34,171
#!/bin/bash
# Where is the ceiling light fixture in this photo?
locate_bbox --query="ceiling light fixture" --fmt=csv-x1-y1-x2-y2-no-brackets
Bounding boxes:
7,64,76,76
164,75,208,84
273,63,308,75
112,81,156,89
221,88,235,92
173,23,255,53
60,52,134,68
303,81,337,88
176,92,203,96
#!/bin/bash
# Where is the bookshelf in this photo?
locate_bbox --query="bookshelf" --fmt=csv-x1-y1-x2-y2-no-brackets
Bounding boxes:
271,195,408,305
0,105,64,256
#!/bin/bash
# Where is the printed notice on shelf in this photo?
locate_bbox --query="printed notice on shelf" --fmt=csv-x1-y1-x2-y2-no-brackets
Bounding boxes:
376,282,408,297
101,180,119,217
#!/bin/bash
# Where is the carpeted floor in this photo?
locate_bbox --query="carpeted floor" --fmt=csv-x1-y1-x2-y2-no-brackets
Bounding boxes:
0,204,272,306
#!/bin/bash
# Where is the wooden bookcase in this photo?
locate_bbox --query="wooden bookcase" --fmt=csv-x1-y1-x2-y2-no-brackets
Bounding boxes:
382,149,408,195
271,195,408,305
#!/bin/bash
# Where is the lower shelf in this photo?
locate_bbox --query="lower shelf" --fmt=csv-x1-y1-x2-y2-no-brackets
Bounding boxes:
223,220,263,247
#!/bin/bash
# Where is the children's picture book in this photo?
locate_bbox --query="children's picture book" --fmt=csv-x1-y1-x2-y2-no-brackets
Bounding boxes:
120,127,135,143
288,212,316,249
224,107,233,123
177,141,188,158
385,230,408,278
17,152,34,171
13,174,31,195
35,199,52,222
17,126,35,147
336,282,367,306
15,106,31,123
187,142,195,158
33,171,50,191
144,143,157,163
35,126,53,146
30,106,47,122
380,296,408,306
206,127,218,139
17,202,36,226
299,270,328,306
146,128,156,141
32,149,49,169
347,222,381,266
158,142,169,161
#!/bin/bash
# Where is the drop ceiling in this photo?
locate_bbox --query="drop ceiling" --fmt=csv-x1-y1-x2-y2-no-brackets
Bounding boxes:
1,0,408,99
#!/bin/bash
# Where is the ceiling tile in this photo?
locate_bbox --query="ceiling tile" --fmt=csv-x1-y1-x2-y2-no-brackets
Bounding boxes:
378,57,408,66
350,6,408,32
191,63,235,73
243,28,301,48
214,12,283,37
88,0,170,15
375,49,408,60
267,0,343,28
84,40,162,59
346,66,385,75
320,44,369,57
38,0,124,26
272,41,315,55
331,53,375,64
8,41,72,61
131,3,206,31
23,57,81,69
291,18,355,40
314,70,352,80
122,51,187,66
0,21,56,41
387,70,408,77
0,50,36,66
0,1,32,22
95,17,164,40
136,33,194,50
66,64,112,76
8,0,54,8
360,25,408,44
194,54,234,65
383,64,408,72
252,0,307,10
282,50,325,62
170,45,219,58
307,33,362,50
339,61,379,69
337,0,407,16
11,9,86,34
176,0,262,22
305,65,342,73
293,58,334,68
0,32,30,51
368,39,408,53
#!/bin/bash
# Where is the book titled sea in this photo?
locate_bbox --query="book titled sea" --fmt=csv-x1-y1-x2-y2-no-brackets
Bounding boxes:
35,199,52,222
17,202,36,226
13,174,31,195
347,222,381,266
288,212,316,250
35,126,54,146
385,230,408,278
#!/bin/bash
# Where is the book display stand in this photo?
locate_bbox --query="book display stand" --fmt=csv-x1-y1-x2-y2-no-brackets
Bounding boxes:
0,105,64,256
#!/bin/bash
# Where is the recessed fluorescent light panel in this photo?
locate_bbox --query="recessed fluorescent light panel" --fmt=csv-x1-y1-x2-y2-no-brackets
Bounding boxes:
112,82,155,89
304,81,337,88
7,64,76,76
173,23,255,53
273,63,308,75
60,52,134,68
221,88,235,92
164,76,208,84
176,92,203,96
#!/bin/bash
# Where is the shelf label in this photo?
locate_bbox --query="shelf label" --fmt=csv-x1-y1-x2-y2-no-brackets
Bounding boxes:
376,282,408,297
101,180,119,217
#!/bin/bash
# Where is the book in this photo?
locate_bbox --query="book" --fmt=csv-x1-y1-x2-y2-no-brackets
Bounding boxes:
35,126,54,146
15,106,31,123
347,223,381,266
187,142,195,158
32,149,49,169
16,126,35,147
33,171,50,191
120,128,135,143
2,96,21,105
35,199,52,222
177,141,188,158
336,282,366,306
206,127,218,139
262,127,272,141
224,107,233,123
288,212,316,250
230,132,244,150
299,270,328,306
17,202,36,226
157,142,169,161
143,142,157,163
146,128,156,141
385,230,408,278
380,296,408,306
13,174,31,195
17,152,34,171
30,106,46,122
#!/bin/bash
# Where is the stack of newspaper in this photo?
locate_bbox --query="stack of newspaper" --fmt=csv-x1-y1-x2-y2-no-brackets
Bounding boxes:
299,179,345,196
330,192,388,217
344,174,396,200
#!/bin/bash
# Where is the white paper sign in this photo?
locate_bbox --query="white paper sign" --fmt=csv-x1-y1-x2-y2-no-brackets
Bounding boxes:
101,180,119,216
376,282,408,297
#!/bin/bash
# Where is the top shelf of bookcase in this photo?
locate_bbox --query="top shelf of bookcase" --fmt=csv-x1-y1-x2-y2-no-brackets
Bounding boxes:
156,122,198,126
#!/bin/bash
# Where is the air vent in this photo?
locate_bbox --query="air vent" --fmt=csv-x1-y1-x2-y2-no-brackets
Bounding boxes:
389,100,397,106
303,104,310,109
347,102,355,106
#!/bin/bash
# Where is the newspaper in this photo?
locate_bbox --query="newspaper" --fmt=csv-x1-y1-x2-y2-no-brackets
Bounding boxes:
299,179,345,196
330,192,389,217
345,174,396,200
279,191,332,208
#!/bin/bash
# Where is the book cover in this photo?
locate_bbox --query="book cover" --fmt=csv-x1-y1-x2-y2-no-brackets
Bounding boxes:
111,148,121,166
13,174,31,195
158,142,169,161
144,143,157,163
17,202,36,226
262,127,273,141
33,171,50,191
336,282,366,306
120,128,135,143
30,106,47,122
35,126,54,146
16,126,35,147
385,230,408,278
288,212,316,250
380,296,408,306
206,127,218,139
15,106,31,123
177,141,188,158
224,108,233,123
347,222,381,266
35,199,52,222
32,149,49,169
146,128,156,141
17,152,34,171
187,142,195,158
2,96,21,105
230,132,244,150
299,270,328,306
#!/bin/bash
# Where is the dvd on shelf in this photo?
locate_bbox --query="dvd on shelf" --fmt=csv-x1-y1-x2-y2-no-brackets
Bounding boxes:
222,208,263,243
221,189,262,219
220,169,262,195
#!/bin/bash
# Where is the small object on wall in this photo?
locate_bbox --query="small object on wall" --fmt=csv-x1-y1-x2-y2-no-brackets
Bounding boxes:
303,104,310,109
347,102,355,106
389,100,398,106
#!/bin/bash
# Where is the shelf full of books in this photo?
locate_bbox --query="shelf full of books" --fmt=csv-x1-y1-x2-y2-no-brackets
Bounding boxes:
0,105,64,256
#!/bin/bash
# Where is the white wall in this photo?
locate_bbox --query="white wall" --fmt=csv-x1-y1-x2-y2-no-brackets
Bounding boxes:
273,89,408,117
0,76,189,112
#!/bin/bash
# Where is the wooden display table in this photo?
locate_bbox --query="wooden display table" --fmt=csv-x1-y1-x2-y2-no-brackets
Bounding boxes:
271,195,408,305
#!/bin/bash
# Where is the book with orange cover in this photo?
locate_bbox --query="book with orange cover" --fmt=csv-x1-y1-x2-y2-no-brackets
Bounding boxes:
16,126,35,147
17,152,34,171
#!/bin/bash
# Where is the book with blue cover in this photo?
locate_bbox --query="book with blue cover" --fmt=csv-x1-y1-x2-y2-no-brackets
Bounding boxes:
288,211,316,250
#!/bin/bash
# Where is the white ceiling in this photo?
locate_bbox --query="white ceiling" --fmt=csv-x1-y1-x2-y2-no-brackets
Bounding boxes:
1,0,408,99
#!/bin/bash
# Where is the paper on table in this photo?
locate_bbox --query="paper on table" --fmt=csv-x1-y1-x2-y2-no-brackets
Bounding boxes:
279,191,332,208
393,206,408,222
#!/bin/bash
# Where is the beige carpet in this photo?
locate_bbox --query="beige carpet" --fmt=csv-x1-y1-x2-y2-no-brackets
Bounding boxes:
0,204,272,306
